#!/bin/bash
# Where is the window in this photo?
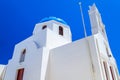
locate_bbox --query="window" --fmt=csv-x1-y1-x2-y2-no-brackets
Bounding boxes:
42,25,47,30
104,42,111,57
106,47,109,55
17,68,24,80
103,62,109,80
59,26,63,36
110,66,115,80
19,49,26,63
102,29,104,34
105,45,111,57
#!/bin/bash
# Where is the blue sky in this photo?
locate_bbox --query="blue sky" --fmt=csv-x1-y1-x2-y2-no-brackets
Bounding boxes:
0,0,120,73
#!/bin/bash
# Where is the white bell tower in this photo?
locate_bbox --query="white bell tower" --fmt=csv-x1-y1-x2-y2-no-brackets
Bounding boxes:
88,4,108,41
88,4,113,57
33,17,72,49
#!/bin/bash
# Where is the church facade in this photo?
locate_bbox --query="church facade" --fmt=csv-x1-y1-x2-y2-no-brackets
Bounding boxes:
0,4,120,80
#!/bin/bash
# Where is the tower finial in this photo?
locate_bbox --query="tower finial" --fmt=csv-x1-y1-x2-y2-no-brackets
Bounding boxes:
79,2,87,37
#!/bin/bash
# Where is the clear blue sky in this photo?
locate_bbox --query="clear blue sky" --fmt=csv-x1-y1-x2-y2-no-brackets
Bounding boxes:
0,0,120,73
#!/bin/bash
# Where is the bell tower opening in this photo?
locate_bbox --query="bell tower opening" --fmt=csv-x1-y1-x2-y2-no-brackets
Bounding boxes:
59,26,63,36
42,25,47,30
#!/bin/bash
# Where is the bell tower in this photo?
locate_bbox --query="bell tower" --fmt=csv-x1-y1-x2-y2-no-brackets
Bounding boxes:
88,4,108,41
33,17,72,49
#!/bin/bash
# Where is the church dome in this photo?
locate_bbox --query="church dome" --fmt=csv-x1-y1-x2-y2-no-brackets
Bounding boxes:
40,17,68,25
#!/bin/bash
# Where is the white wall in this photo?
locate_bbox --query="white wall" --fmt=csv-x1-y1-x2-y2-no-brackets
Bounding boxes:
46,38,94,80
45,34,120,80
46,28,71,49
94,33,120,80
3,36,47,80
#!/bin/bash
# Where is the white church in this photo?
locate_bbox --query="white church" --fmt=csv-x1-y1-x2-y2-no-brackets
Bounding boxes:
0,4,120,80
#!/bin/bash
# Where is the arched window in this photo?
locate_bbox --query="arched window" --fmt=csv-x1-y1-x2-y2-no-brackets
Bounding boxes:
59,26,63,36
19,49,26,63
42,25,47,30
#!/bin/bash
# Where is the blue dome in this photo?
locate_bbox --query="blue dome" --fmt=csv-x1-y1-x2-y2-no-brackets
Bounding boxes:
40,17,68,25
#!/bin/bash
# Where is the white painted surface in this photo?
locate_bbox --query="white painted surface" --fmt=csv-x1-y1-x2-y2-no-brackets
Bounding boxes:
1,4,120,80
3,19,72,80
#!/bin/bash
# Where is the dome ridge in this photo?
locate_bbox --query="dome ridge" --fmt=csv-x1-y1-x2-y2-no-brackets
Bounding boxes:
40,16,68,25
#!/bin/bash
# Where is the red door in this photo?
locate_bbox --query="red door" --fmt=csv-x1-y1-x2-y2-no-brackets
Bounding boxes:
17,68,24,80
